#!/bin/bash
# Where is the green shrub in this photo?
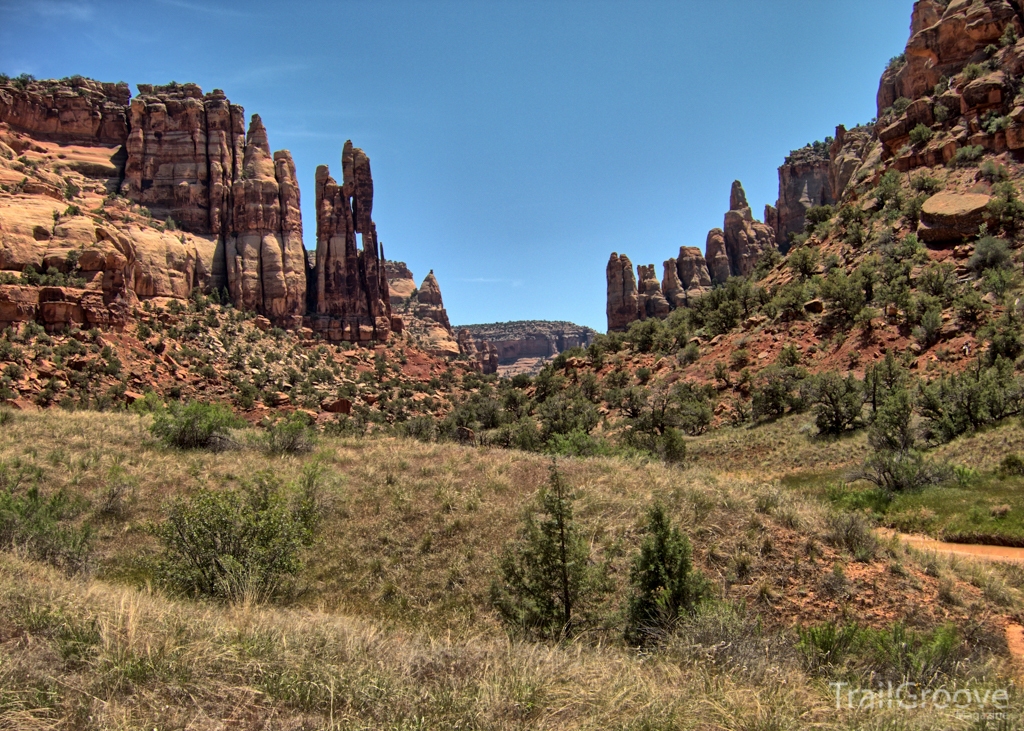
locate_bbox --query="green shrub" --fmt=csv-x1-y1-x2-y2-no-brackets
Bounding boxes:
911,174,942,195
1001,454,1024,477
912,306,943,347
150,401,242,450
812,372,863,436
0,485,91,573
908,124,933,146
860,449,951,493
787,246,819,279
751,365,806,421
256,413,317,454
968,236,1011,273
986,182,1024,234
491,464,592,639
154,472,319,602
961,64,985,82
625,503,708,645
949,145,984,168
824,512,878,561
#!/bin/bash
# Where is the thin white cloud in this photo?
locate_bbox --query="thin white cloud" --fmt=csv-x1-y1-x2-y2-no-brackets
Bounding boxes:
154,0,249,17
5,0,94,20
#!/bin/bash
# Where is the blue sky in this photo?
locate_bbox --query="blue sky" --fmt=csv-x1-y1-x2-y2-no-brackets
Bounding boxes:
0,0,913,330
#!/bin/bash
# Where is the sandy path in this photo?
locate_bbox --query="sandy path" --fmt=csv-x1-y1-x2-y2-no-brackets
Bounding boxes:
878,528,1024,676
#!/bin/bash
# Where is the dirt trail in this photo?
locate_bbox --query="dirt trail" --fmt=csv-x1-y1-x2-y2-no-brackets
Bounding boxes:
876,529,1024,563
879,529,1024,677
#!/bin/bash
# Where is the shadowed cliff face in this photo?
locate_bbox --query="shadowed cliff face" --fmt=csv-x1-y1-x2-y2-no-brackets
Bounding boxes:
0,78,398,341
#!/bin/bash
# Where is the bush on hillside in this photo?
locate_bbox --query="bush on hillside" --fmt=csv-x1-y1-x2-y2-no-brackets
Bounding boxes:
625,503,708,645
150,401,242,450
155,471,320,602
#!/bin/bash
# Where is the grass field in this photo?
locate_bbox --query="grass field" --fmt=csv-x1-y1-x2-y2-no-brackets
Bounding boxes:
1,407,1023,729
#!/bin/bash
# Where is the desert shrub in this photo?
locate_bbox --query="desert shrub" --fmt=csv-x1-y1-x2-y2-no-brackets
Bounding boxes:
803,204,834,236
949,145,984,168
954,289,989,327
0,485,92,573
986,182,1024,234
860,449,952,493
811,371,863,436
875,170,904,209
819,269,865,326
980,160,1009,182
538,389,599,440
491,464,592,639
798,621,860,673
150,400,242,450
912,305,943,347
824,512,878,561
1001,454,1024,477
983,310,1024,364
868,388,915,454
154,472,319,602
969,236,1011,273
911,174,943,195
625,503,709,645
256,413,317,454
961,64,985,82
918,359,1024,442
787,246,819,279
908,124,933,146
751,365,807,421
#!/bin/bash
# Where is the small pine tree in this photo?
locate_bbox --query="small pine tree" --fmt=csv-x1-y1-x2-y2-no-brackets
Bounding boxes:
625,503,708,645
492,463,590,639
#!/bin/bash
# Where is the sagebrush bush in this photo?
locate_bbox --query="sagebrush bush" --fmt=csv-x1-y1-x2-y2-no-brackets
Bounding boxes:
155,471,320,602
256,413,317,454
0,485,91,573
150,401,242,450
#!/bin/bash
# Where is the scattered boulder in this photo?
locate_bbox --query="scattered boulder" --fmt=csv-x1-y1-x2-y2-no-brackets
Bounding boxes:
917,192,992,243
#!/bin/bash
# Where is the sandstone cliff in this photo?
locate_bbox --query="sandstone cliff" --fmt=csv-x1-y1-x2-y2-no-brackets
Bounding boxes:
457,320,596,375
0,77,409,341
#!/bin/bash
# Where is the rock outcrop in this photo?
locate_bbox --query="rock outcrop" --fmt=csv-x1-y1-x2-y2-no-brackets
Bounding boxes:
457,329,499,374
385,260,417,306
606,253,640,331
0,77,129,145
224,116,306,327
774,147,834,249
308,141,392,342
917,191,992,242
637,264,671,319
457,320,597,372
121,83,243,237
673,246,713,303
415,270,451,329
722,181,776,277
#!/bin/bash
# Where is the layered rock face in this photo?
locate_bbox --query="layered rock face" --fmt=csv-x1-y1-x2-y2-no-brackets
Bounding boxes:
871,0,1024,171
723,181,776,276
310,141,391,342
458,321,596,369
457,329,498,374
773,150,834,250
224,116,306,327
0,77,130,145
121,83,244,237
637,264,671,319
384,260,417,306
606,253,640,331
414,271,452,330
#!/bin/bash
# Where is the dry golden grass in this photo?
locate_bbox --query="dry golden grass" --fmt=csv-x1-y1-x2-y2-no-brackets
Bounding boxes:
0,408,1022,729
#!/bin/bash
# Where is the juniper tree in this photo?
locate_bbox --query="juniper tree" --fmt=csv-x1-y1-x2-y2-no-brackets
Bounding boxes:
491,463,590,639
625,503,708,645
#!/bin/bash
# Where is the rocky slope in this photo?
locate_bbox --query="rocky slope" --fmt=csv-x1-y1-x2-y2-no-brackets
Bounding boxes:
607,0,1024,333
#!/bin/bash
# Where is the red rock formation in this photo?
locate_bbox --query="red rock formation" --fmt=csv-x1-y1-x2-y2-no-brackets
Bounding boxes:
774,152,834,249
122,84,244,238
607,252,640,331
878,0,1021,116
722,181,776,276
309,141,391,342
457,329,498,374
637,264,671,319
385,260,417,305
225,115,306,327
0,77,129,145
673,246,712,303
829,125,877,202
415,271,452,329
705,229,731,285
